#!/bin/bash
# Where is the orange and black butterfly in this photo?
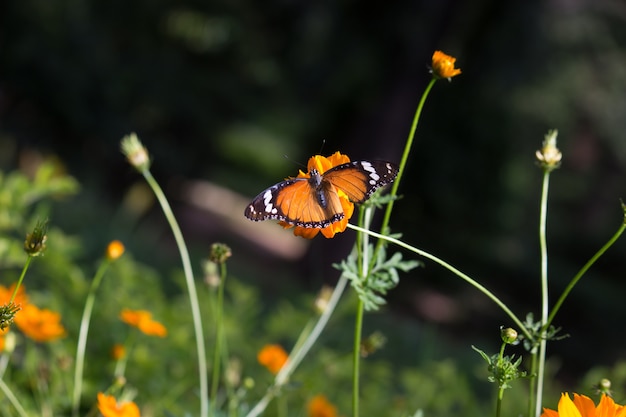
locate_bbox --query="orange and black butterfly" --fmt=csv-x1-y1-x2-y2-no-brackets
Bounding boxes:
244,160,399,228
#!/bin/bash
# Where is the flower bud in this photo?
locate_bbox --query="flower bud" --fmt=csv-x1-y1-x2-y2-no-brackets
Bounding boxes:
536,130,562,171
209,243,232,264
24,219,48,257
501,327,518,344
120,133,151,172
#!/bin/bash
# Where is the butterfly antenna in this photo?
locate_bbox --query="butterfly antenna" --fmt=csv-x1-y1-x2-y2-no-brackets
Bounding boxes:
283,154,306,170
318,139,326,155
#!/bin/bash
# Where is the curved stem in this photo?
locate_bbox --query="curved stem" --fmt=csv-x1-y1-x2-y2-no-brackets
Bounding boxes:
547,221,625,327
245,274,349,417
347,224,530,339
72,259,111,417
375,77,437,254
142,170,209,417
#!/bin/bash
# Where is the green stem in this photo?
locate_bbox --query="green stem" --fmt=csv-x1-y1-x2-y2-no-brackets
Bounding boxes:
0,377,29,417
245,274,349,417
495,342,506,417
347,224,530,339
352,299,364,417
9,256,33,305
142,170,208,417
210,262,228,416
533,171,551,417
72,259,112,417
546,221,626,327
375,77,437,255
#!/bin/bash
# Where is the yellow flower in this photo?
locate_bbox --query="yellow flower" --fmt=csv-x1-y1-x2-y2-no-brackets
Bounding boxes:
431,50,462,80
307,394,338,417
257,344,288,374
14,304,66,342
541,393,626,417
97,392,141,417
106,240,125,261
120,309,167,337
279,152,354,239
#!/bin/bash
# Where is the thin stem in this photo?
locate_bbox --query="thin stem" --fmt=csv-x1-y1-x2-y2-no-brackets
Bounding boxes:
534,171,551,417
495,342,506,417
142,170,208,417
9,256,33,304
547,220,626,327
347,224,530,339
72,259,111,417
352,299,364,417
245,274,349,417
0,377,29,417
375,77,437,255
210,262,228,416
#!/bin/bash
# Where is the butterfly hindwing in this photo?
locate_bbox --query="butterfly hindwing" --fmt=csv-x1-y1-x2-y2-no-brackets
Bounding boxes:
244,159,399,228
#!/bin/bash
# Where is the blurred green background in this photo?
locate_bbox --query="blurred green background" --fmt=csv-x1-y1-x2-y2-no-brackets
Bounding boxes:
1,0,626,414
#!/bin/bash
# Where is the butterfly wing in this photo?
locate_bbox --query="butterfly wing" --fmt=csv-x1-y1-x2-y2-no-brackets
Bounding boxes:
244,177,345,228
322,161,399,203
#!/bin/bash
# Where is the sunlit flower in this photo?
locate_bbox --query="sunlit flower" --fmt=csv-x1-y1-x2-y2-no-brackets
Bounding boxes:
14,304,66,342
106,240,125,261
97,392,141,417
120,309,167,337
431,50,462,80
541,393,626,417
111,343,126,360
307,394,338,417
257,344,288,374
279,152,354,239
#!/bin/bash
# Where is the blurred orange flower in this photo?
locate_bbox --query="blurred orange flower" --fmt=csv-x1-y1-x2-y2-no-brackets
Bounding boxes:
279,152,354,239
257,344,288,374
14,304,66,342
120,309,167,337
541,393,626,417
97,392,140,417
431,50,462,80
111,343,126,360
307,394,338,417
0,283,28,307
106,240,125,261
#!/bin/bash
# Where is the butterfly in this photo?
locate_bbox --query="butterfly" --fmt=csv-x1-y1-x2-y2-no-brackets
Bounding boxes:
244,159,399,228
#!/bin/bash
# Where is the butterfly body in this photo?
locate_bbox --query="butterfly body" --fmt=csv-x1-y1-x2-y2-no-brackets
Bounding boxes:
245,160,398,229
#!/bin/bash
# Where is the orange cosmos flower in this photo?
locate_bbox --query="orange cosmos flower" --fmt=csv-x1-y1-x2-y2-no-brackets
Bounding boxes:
307,394,338,417
97,392,141,417
0,283,28,307
257,344,288,374
120,309,167,337
111,343,126,360
14,304,66,342
106,240,125,261
279,152,354,239
541,393,626,417
431,50,462,80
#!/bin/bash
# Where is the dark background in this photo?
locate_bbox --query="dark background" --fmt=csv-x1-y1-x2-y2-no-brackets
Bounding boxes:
1,0,625,387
